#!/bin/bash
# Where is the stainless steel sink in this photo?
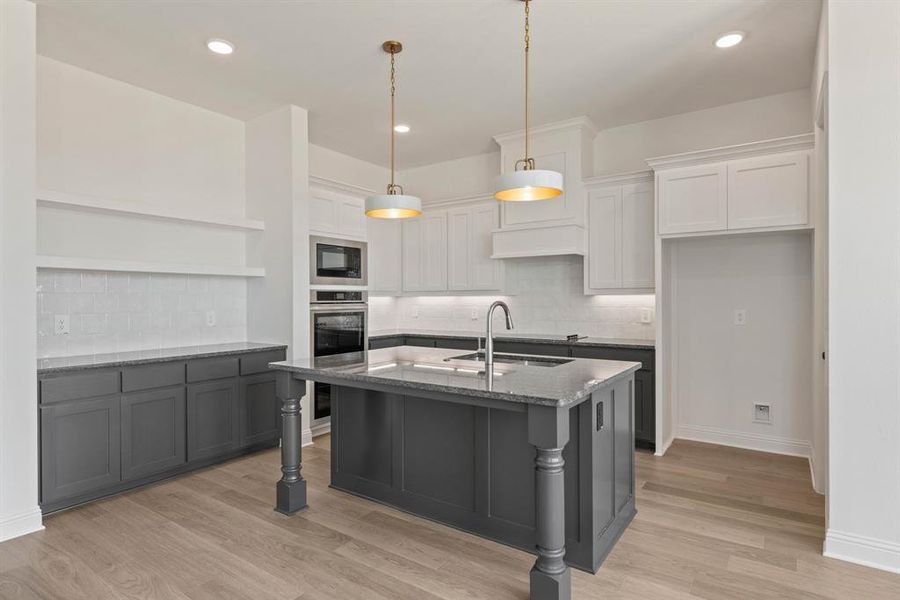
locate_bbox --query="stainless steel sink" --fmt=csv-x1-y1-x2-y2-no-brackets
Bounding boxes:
446,352,572,368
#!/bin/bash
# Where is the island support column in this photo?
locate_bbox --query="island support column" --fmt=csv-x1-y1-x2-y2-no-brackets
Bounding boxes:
527,404,571,600
275,372,307,515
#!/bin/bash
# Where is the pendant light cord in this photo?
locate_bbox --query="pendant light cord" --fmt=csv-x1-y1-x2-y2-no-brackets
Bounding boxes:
524,0,530,166
389,49,397,194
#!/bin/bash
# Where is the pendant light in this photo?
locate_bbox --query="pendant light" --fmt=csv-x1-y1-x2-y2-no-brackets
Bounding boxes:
494,0,563,202
366,41,422,219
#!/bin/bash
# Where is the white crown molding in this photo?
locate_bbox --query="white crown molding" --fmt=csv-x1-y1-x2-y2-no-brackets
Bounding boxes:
583,169,653,188
423,192,494,209
645,133,815,170
308,175,376,197
493,116,599,146
825,529,900,574
36,255,265,278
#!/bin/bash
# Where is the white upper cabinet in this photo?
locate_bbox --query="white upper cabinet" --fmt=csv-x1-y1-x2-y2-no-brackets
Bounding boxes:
584,175,654,293
649,135,814,237
447,209,471,290
621,182,655,289
309,184,367,240
402,211,447,292
657,164,727,235
367,218,402,295
727,151,808,230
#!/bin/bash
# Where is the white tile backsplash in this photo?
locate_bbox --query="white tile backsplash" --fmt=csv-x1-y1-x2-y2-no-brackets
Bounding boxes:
370,255,655,340
36,269,247,357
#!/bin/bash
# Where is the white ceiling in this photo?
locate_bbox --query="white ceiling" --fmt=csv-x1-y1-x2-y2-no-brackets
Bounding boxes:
35,0,822,169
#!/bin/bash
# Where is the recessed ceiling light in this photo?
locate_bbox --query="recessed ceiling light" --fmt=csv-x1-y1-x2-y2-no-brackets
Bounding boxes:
715,31,744,49
394,124,410,133
207,39,235,55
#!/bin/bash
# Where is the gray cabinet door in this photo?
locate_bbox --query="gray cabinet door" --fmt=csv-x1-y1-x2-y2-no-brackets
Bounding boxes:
41,395,121,504
240,373,279,447
633,370,654,446
121,387,186,480
187,379,239,461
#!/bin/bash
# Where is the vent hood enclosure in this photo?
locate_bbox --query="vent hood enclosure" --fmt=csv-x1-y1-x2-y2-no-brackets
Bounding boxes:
491,117,596,259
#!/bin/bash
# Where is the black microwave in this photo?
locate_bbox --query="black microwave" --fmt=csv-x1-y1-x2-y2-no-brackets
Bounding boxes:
309,236,368,286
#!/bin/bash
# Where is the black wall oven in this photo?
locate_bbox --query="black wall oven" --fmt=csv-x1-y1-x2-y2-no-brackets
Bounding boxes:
310,290,367,427
309,235,367,287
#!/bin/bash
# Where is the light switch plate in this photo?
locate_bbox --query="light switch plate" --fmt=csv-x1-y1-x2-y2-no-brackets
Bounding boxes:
412,306,419,319
734,309,747,326
54,314,70,335
206,310,216,327
640,308,653,324
471,308,478,320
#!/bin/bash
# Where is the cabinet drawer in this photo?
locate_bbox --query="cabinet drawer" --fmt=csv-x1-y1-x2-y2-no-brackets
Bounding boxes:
435,337,478,351
40,370,120,405
187,357,239,382
369,336,405,350
240,350,286,376
493,341,570,357
405,336,437,348
122,362,185,392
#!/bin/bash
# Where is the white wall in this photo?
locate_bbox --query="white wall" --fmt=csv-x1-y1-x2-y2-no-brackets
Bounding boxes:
825,0,900,574
309,143,387,192
809,5,829,495
373,255,655,341
245,105,313,443
0,0,42,541
594,89,813,176
671,232,813,457
400,152,500,201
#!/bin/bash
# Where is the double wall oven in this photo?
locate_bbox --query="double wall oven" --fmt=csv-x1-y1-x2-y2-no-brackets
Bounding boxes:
309,285,368,429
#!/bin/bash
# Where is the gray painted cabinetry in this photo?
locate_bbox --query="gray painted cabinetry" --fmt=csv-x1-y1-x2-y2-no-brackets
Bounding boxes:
38,345,286,513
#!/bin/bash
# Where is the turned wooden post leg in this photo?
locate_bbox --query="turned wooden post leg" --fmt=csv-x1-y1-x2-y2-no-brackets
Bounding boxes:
528,405,571,600
275,372,307,515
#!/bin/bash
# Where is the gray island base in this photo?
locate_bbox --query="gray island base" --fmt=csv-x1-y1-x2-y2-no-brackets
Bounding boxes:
269,346,641,600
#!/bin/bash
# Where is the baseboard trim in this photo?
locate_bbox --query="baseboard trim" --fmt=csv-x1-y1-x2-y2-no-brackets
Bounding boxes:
808,449,825,495
655,433,675,456
0,507,44,542
301,428,313,448
676,424,811,458
825,529,900,574
310,421,331,439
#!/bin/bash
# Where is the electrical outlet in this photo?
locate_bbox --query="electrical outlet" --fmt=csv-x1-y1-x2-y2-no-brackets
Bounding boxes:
753,403,772,424
640,308,653,324
54,314,70,335
205,310,217,327
471,308,478,320
734,309,747,326
412,306,419,319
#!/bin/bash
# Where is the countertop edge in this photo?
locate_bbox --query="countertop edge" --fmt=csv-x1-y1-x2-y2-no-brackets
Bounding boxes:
37,343,289,375
370,330,655,350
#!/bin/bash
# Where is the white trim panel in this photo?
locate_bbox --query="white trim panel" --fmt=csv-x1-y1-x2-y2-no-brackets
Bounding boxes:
824,530,900,574
0,508,44,543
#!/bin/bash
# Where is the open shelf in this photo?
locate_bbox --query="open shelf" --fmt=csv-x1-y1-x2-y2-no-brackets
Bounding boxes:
36,255,265,278
36,189,265,232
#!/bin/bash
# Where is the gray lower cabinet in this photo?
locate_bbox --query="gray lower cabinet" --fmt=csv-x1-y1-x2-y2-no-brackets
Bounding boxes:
187,379,240,461
240,373,280,447
41,395,121,505
121,387,186,481
39,347,286,513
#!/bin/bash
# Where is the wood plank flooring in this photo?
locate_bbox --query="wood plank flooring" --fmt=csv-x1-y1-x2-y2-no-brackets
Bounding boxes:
2,437,898,600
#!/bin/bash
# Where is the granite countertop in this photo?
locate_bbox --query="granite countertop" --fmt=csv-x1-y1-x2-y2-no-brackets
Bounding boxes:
269,346,640,408
368,329,655,350
37,341,288,375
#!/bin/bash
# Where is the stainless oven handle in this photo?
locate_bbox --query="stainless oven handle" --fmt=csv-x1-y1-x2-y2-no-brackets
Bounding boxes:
309,304,368,312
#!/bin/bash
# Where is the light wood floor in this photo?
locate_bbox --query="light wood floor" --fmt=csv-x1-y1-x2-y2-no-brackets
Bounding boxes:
2,437,898,600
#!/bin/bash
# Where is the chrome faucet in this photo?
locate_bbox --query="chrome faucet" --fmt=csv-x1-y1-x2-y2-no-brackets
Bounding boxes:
485,300,514,372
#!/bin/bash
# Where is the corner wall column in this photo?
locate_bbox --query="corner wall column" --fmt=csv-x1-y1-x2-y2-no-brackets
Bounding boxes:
275,371,307,515
528,404,571,600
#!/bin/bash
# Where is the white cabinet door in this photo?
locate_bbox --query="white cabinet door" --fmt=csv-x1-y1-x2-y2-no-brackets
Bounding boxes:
447,209,471,290
727,151,808,229
402,218,424,292
470,204,502,291
421,212,447,291
658,164,727,234
337,196,367,239
621,182,655,289
367,218,401,294
587,187,622,289
309,191,337,235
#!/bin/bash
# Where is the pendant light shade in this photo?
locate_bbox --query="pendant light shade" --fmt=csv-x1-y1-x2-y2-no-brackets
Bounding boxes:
494,169,563,202
365,193,422,219
494,0,564,202
366,40,421,219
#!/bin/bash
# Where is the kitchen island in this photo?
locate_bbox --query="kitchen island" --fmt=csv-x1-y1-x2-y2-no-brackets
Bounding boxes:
269,346,640,600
